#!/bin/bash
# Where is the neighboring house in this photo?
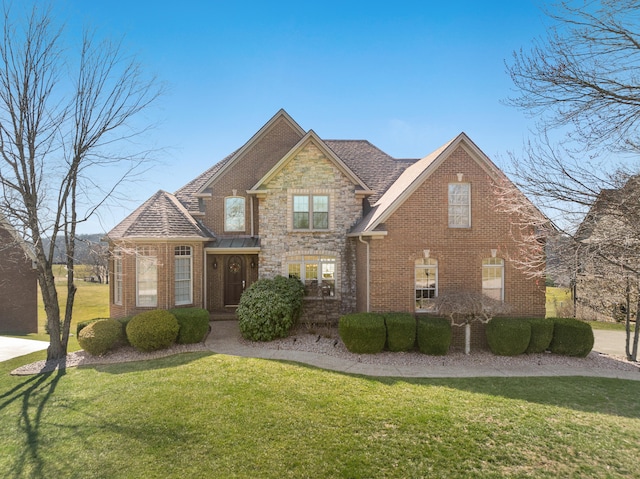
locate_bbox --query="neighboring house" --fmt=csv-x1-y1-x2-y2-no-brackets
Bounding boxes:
573,178,640,322
106,110,545,348
0,214,38,334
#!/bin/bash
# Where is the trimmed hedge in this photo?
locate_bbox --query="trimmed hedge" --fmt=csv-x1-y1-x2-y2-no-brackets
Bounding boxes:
78,319,124,356
385,313,416,352
417,316,451,355
526,317,555,353
549,317,594,357
77,318,107,337
339,313,386,354
126,310,179,352
486,318,531,356
170,308,210,344
238,289,294,341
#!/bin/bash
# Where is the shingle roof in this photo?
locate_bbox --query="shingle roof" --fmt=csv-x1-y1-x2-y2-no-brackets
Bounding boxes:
174,151,237,212
106,190,213,240
324,140,417,204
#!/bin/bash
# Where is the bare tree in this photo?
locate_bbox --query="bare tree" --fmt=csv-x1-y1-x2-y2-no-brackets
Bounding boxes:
86,240,109,284
434,291,511,355
0,4,161,360
505,0,640,360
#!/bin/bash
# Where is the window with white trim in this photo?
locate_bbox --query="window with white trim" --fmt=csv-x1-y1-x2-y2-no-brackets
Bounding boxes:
448,183,471,228
293,195,329,230
113,253,122,305
174,246,192,305
136,248,157,307
225,196,245,232
482,258,504,301
287,255,336,296
415,258,438,311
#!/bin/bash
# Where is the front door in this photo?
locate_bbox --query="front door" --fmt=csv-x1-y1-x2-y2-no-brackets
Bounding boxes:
225,255,244,306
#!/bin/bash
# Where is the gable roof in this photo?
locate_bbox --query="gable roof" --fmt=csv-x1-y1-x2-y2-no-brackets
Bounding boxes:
194,109,306,197
106,190,213,240
0,212,36,262
324,140,417,204
349,132,511,236
248,130,374,194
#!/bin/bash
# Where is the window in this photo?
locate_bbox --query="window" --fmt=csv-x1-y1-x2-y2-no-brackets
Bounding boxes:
482,258,504,301
136,248,157,307
225,196,245,232
175,246,192,305
415,258,438,311
287,255,336,296
448,183,471,228
113,253,122,305
293,195,329,230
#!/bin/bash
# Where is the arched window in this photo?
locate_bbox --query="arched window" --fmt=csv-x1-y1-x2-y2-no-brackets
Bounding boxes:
482,258,504,301
415,258,438,311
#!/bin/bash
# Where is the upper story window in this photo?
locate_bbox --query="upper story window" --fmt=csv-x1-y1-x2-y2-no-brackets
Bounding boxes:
293,194,329,230
225,196,245,232
174,246,192,305
482,257,504,301
415,258,438,311
136,247,157,307
448,183,471,228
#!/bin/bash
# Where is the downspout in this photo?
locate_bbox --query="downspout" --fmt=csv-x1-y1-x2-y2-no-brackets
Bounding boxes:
203,247,207,310
358,235,370,312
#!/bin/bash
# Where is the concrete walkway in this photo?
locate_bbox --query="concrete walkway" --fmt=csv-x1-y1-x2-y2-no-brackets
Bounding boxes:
0,336,48,362
205,321,640,380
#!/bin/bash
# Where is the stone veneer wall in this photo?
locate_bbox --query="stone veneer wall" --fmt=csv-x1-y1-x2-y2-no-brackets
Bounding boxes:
257,140,362,323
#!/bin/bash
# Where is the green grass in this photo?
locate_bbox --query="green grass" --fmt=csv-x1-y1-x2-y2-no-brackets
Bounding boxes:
1,352,639,478
546,286,572,318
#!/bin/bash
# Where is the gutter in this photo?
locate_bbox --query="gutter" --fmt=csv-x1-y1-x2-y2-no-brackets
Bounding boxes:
358,235,370,312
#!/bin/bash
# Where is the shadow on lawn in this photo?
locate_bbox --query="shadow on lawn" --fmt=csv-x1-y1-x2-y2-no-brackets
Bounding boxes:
0,363,66,478
77,350,213,375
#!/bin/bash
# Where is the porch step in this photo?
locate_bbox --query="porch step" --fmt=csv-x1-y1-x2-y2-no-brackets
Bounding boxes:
210,311,237,321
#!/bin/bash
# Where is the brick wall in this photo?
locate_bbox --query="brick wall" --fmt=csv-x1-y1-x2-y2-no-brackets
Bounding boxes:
0,226,38,333
109,240,205,318
365,145,546,318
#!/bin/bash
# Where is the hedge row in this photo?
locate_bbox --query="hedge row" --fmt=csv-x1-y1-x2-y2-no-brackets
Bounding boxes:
486,317,593,357
338,313,452,355
78,308,210,356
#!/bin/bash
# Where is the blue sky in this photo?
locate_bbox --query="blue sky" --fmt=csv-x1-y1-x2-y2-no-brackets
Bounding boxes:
55,0,549,233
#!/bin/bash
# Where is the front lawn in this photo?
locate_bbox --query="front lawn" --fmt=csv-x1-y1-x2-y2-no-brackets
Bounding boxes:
1,351,639,478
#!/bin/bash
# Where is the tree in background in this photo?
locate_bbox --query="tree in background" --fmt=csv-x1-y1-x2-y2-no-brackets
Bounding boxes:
505,0,640,360
0,3,161,360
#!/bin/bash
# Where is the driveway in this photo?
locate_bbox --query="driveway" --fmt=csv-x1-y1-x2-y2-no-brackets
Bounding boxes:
593,329,634,358
0,336,49,362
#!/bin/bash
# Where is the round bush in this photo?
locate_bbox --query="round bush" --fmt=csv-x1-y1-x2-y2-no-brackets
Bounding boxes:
338,313,386,354
417,316,451,355
549,318,594,357
486,318,531,356
78,319,124,356
237,288,294,341
526,317,555,353
126,310,179,352
170,308,210,344
385,313,416,352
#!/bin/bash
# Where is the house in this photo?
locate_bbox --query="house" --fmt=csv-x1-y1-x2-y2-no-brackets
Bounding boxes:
0,213,38,334
106,110,545,349
573,177,640,321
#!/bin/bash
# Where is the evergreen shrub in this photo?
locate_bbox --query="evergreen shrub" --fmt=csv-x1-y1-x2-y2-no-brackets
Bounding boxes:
126,310,179,352
549,317,594,357
486,317,531,356
384,313,416,352
338,313,386,354
526,317,555,353
416,316,451,355
237,280,297,341
78,319,124,356
170,308,210,344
